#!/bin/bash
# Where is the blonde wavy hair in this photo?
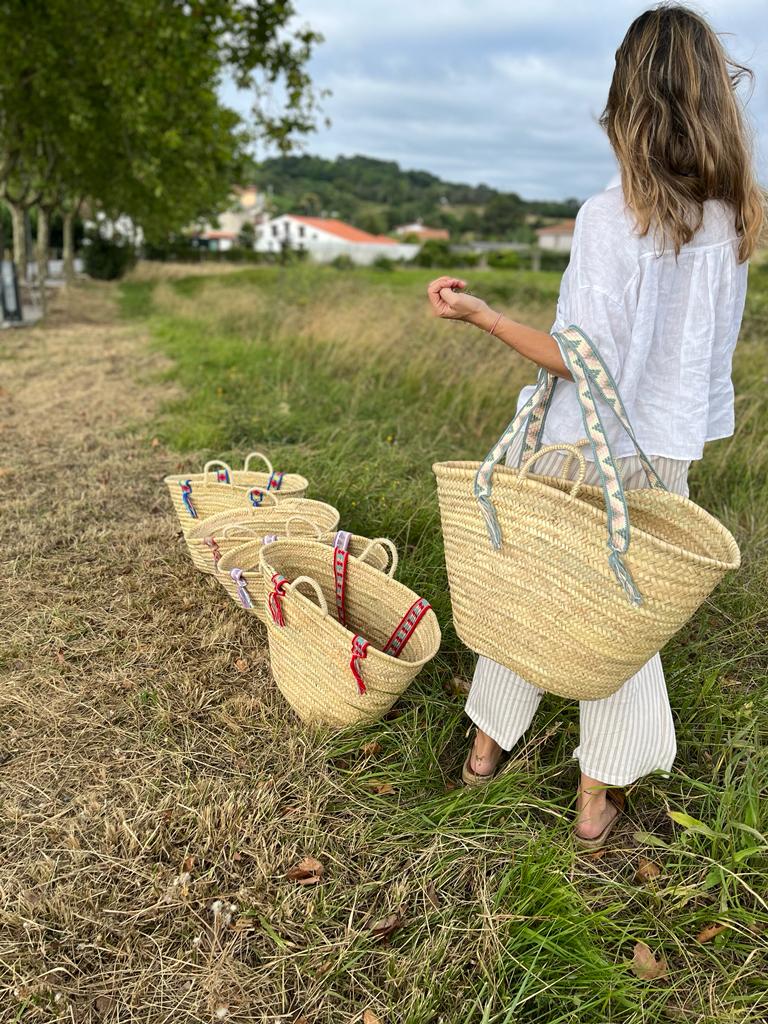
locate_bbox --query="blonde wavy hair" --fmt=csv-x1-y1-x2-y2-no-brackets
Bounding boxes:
599,3,765,262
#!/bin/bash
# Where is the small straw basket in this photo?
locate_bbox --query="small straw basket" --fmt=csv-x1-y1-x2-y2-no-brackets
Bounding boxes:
257,538,441,727
185,498,340,576
433,326,741,701
218,528,398,623
164,451,308,532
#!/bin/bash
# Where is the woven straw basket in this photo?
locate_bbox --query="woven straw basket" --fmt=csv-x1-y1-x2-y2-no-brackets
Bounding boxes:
165,451,308,532
185,498,340,576
258,538,441,727
218,529,398,623
433,326,740,701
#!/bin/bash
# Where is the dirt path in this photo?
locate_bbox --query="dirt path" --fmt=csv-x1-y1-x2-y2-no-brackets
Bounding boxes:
0,286,303,1021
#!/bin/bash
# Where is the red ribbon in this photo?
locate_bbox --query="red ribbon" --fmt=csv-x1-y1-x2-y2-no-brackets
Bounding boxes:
349,635,369,694
268,574,288,626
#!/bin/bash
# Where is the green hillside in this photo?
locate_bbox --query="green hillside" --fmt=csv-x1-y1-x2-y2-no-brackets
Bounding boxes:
248,153,581,241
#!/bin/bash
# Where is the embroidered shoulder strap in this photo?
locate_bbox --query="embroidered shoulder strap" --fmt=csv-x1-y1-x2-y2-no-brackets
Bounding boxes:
333,541,350,626
230,568,253,609
180,480,197,518
383,598,432,657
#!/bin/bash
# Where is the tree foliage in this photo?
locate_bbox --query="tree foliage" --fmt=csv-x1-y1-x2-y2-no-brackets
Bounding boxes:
0,0,324,252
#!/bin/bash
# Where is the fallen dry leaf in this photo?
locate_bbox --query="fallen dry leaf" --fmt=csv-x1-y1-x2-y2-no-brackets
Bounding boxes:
56,649,66,664
150,437,161,447
696,923,728,943
182,854,196,874
368,782,396,796
584,846,608,862
286,857,324,884
426,882,440,909
363,1010,383,1024
234,658,249,673
369,911,404,942
631,941,668,981
635,857,662,883
361,740,383,757
93,995,115,1014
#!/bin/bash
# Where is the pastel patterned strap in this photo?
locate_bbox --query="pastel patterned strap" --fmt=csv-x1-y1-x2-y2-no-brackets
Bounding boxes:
333,544,350,626
203,536,222,565
554,327,665,494
216,468,230,483
267,471,284,491
349,635,369,694
383,598,431,657
249,488,266,507
180,480,197,518
473,324,667,607
268,573,289,625
230,568,253,609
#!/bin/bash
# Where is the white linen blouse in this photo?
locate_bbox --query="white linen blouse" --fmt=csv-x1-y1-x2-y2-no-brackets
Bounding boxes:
516,185,749,461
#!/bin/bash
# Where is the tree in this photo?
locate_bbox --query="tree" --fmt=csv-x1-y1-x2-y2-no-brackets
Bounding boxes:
0,0,325,293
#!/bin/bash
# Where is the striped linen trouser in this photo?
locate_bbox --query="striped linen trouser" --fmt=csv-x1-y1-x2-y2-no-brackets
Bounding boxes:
464,433,691,788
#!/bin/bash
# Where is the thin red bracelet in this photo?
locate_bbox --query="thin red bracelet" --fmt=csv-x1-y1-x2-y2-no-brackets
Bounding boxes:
488,311,504,338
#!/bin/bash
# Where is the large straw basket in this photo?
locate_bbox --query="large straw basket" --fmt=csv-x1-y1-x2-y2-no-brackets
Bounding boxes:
433,326,740,701
164,451,308,532
258,538,441,727
218,529,398,623
185,499,340,576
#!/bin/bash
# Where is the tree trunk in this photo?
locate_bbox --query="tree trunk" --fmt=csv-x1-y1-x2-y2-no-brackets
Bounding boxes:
36,205,49,314
9,202,26,282
62,209,75,284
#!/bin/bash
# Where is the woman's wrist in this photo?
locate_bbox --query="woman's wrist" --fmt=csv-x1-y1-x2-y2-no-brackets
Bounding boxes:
467,304,503,334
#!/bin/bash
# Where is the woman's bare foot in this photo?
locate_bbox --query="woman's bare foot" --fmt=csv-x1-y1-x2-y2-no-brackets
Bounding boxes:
575,773,624,841
469,729,503,777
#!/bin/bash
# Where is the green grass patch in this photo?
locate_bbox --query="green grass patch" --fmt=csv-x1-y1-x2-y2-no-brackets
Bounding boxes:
125,262,768,1023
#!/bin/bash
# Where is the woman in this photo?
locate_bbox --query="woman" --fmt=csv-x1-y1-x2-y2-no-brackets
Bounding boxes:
427,4,764,847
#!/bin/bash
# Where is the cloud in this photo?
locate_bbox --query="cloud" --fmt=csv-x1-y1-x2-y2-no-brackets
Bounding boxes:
222,0,768,200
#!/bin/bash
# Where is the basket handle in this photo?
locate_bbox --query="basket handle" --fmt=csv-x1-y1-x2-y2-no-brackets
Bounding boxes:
285,516,324,538
356,537,399,578
219,523,262,540
518,441,589,500
203,460,234,484
288,575,329,617
243,451,274,475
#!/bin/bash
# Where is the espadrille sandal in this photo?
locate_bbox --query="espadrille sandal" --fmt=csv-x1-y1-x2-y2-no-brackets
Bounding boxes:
461,731,503,787
574,789,626,851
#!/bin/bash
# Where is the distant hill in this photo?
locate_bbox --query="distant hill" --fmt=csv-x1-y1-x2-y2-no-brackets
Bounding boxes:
247,153,581,242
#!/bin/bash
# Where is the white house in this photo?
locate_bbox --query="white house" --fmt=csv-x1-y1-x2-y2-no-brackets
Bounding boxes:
535,219,576,253
254,215,419,265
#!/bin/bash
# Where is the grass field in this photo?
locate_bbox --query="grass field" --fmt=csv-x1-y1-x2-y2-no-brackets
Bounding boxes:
2,262,767,1023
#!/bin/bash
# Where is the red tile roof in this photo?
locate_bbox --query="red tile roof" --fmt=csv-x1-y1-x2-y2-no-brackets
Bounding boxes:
536,219,576,236
290,215,397,245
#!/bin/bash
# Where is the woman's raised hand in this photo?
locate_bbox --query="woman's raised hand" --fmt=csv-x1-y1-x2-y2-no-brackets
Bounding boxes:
427,276,489,322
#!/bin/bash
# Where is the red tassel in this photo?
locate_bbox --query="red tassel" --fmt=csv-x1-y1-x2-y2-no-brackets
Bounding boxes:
268,574,288,626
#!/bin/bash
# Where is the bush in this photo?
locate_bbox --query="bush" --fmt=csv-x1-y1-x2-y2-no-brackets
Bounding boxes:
330,254,354,270
539,249,570,272
83,232,136,280
487,249,523,270
412,239,452,268
372,255,395,271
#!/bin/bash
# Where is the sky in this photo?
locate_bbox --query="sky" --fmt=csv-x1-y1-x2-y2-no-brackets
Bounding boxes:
220,0,768,202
